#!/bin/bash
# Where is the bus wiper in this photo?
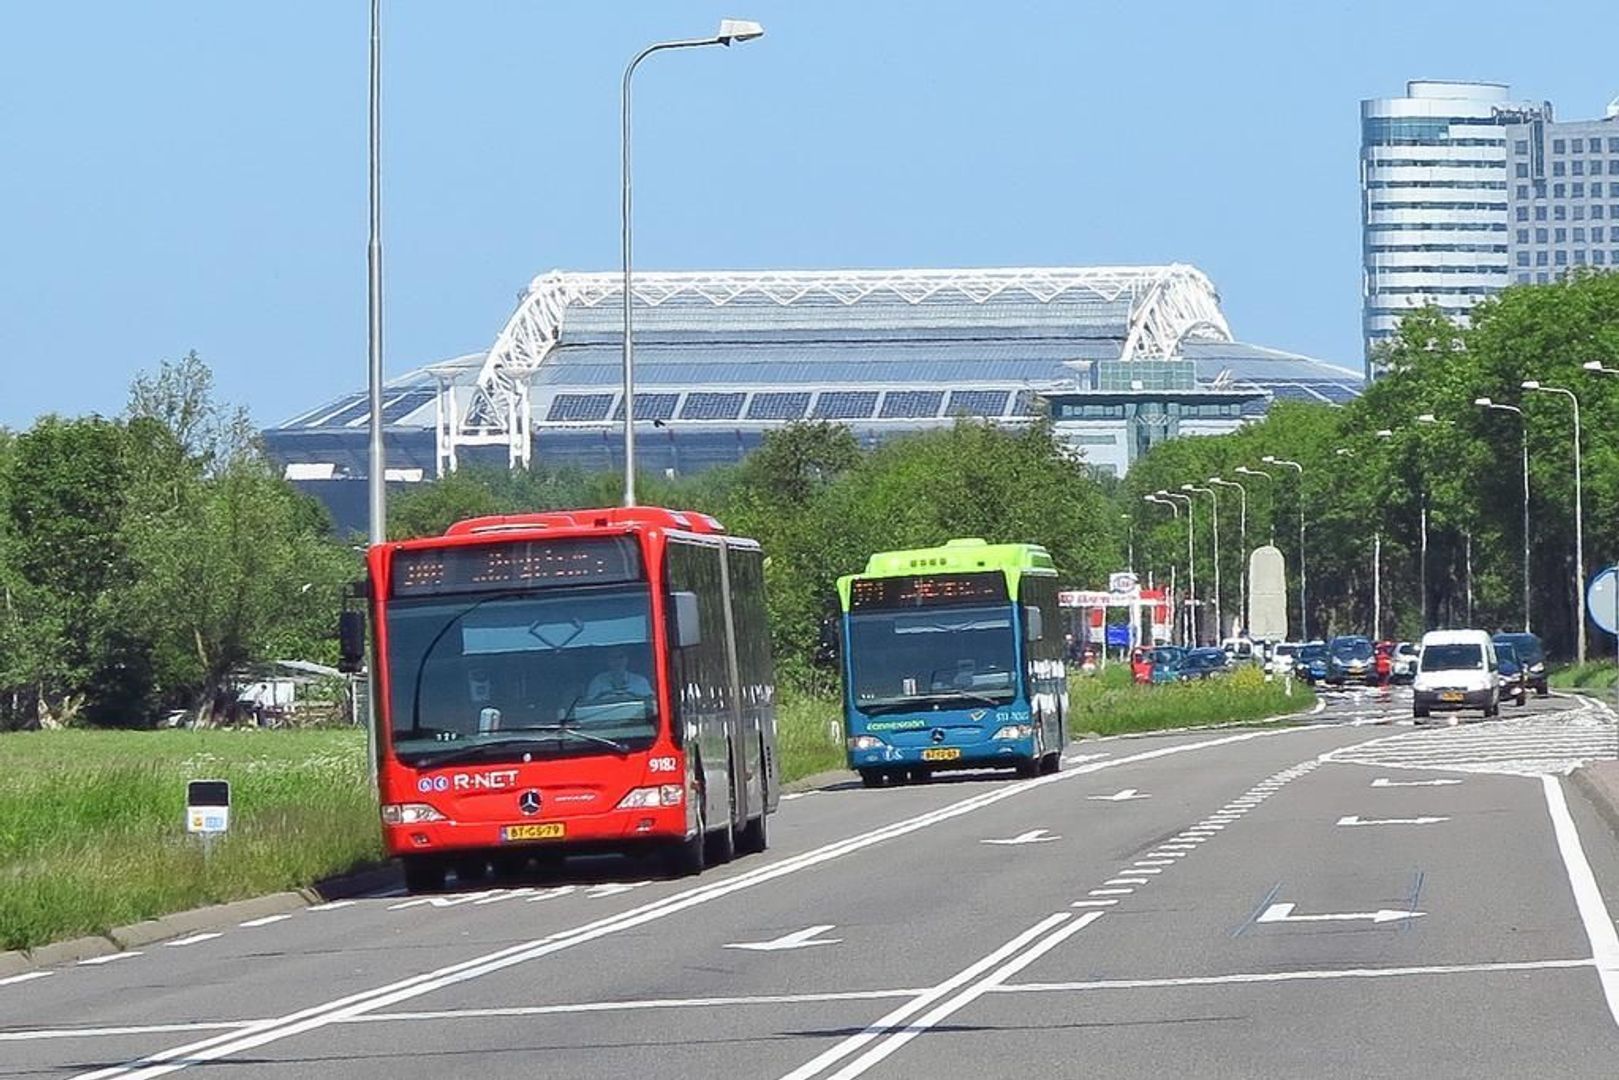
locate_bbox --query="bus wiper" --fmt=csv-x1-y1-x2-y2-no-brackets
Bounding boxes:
410,737,555,770
408,589,533,736
504,724,630,755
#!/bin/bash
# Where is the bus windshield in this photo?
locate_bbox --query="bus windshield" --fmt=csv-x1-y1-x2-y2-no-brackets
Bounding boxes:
847,604,1018,713
384,585,659,766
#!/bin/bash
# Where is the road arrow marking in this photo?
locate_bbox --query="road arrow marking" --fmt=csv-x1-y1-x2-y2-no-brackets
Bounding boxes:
1337,815,1448,827
724,925,842,951
1372,777,1463,788
982,829,1060,845
1257,902,1423,925
1087,788,1149,802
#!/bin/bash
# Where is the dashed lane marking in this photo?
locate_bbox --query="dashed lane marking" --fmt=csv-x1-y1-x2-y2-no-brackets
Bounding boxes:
164,934,221,948
78,953,142,966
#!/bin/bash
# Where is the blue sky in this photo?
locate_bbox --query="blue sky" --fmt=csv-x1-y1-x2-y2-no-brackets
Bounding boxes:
3,1,1616,429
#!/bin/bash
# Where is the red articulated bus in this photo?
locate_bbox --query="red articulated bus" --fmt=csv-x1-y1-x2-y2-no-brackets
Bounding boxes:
342,507,778,893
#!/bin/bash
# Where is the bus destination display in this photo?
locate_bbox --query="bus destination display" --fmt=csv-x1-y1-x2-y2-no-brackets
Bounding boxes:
392,537,642,597
850,571,1008,611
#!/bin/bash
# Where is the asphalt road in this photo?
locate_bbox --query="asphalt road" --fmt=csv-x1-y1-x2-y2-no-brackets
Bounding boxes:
6,686,1619,1079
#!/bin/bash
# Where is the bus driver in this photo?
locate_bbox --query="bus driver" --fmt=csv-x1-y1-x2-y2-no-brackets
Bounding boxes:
585,648,653,702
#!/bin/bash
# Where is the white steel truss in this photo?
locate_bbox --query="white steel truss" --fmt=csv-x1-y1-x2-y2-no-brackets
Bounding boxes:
437,265,1233,474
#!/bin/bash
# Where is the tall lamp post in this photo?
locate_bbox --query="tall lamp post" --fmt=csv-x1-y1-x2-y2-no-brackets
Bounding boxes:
366,0,386,545
1158,489,1196,644
1523,380,1585,661
1210,476,1248,636
1145,495,1181,645
1261,456,1307,639
1413,413,1475,625
1475,397,1531,632
1184,483,1222,641
1333,447,1382,640
622,20,765,507
1235,465,1275,545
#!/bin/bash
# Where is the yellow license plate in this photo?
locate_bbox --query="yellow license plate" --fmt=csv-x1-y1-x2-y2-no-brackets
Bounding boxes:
921,748,962,762
1439,692,1464,702
501,822,565,842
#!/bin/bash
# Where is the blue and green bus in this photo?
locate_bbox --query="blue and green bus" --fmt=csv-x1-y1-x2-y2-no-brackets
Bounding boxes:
836,539,1068,787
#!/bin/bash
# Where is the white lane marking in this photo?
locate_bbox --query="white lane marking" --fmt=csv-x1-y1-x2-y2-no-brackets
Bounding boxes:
1372,776,1463,787
306,900,356,912
348,987,926,1025
586,881,650,898
982,829,1059,845
1088,888,1133,896
1070,899,1117,907
779,791,821,802
807,911,1104,1080
74,724,1304,1080
724,925,842,952
1134,859,1174,867
1062,752,1110,766
1000,957,1595,994
777,913,1075,1080
1337,814,1449,827
1132,868,1164,875
0,1021,253,1044
1087,788,1149,802
1256,902,1421,925
473,888,537,905
1541,773,1619,1030
388,890,500,910
165,933,222,947
78,952,142,966
1104,878,1148,886
239,915,292,928
525,886,577,902
0,971,51,987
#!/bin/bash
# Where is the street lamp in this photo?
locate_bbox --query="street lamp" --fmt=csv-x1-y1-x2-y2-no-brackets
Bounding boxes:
1523,379,1585,660
1209,477,1248,636
1158,489,1196,644
1261,456,1307,639
622,20,765,507
366,0,386,545
1334,448,1384,641
1184,483,1222,641
1476,397,1531,632
1144,495,1180,645
1414,413,1476,625
1234,465,1275,545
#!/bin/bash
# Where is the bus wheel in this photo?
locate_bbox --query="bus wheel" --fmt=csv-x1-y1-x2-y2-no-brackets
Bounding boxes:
401,854,446,894
858,769,885,788
907,767,931,784
706,810,736,865
737,805,769,855
666,800,707,878
1040,751,1061,775
453,855,488,884
1015,758,1041,780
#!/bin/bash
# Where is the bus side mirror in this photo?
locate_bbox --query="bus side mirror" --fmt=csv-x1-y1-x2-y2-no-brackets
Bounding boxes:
337,610,366,673
1024,606,1045,643
814,614,841,667
671,591,702,648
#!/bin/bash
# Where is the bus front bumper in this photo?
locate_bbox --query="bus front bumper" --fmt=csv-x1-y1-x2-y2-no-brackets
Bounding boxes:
382,803,689,859
846,733,1037,772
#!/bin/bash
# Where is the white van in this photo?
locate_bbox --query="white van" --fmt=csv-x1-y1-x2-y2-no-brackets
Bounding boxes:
1412,629,1499,721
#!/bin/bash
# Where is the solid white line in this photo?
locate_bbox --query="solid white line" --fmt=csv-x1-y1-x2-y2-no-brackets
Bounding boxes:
75,724,1304,1080
1070,900,1117,907
0,971,51,987
306,900,356,912
1089,888,1133,896
1541,774,1619,1030
78,952,142,966
0,1021,252,1044
818,911,1105,1079
1132,868,1163,875
239,915,292,928
777,913,1074,1080
1134,859,1174,867
349,987,926,1024
165,933,221,948
999,957,1596,994
1104,878,1149,886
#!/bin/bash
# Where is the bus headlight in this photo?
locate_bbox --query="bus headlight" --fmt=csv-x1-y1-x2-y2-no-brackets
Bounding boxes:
847,735,884,751
992,725,1034,741
617,786,685,809
381,803,447,826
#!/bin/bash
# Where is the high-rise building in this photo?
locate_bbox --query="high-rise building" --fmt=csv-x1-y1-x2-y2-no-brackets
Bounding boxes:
1503,101,1619,287
1360,81,1539,374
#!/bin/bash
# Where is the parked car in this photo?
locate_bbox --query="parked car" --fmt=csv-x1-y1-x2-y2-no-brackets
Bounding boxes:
1492,632,1547,697
1267,641,1301,678
1148,645,1187,684
1412,628,1500,720
1495,641,1528,706
1222,636,1256,663
1390,641,1420,683
1293,642,1329,684
1326,634,1376,686
1178,647,1231,680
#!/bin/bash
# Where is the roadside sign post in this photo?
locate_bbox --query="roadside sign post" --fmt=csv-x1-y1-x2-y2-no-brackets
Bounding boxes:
186,779,231,860
1586,566,1619,730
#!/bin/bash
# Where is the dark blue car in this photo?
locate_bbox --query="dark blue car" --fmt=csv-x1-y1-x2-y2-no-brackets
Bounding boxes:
1177,648,1230,681
1293,642,1328,684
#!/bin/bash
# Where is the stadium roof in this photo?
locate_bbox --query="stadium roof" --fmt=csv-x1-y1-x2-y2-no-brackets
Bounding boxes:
269,264,1362,476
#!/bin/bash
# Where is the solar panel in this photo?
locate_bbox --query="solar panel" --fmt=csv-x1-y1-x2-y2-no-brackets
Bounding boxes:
547,394,616,421
947,390,1009,417
746,392,811,420
324,398,375,428
813,391,879,419
680,392,746,420
1011,390,1043,416
1269,385,1325,403
879,390,943,418
1318,383,1362,404
380,388,437,425
612,393,679,421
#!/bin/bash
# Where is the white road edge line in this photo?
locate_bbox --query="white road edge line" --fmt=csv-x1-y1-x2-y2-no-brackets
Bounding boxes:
347,987,926,1024
238,915,292,928
999,957,1596,994
164,933,221,948
78,952,142,966
0,1021,253,1044
0,971,51,987
1541,774,1619,1030
72,724,1301,1080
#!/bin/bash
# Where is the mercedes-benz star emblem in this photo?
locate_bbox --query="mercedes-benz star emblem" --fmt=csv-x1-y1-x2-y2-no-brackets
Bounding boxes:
930,728,946,744
518,790,542,816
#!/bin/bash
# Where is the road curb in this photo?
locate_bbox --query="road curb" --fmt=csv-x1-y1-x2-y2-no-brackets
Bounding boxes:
109,891,313,950
1571,762,1619,842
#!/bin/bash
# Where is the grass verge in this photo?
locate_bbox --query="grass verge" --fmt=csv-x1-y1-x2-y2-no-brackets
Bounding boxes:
0,728,380,953
777,690,845,783
1550,661,1619,692
1067,663,1316,737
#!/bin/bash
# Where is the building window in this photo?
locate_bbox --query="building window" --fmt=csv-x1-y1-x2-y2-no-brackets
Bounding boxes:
1536,227,1549,242
1556,228,1568,242
1574,227,1587,242
1575,249,1588,264
1516,251,1530,267
1596,205,1606,219
1517,272,1532,283
1517,206,1530,221
1536,205,1548,220
1553,161,1566,176
1573,160,1586,176
1592,138,1604,153
1555,250,1568,265
1554,183,1566,198
1536,251,1549,266
1596,227,1607,242
1611,161,1619,174
1554,139,1567,153
1573,182,1586,197
1517,228,1530,243
1516,162,1529,178
1537,272,1550,283
1516,139,1530,154
1610,138,1619,153
1555,205,1567,221
1597,250,1608,265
